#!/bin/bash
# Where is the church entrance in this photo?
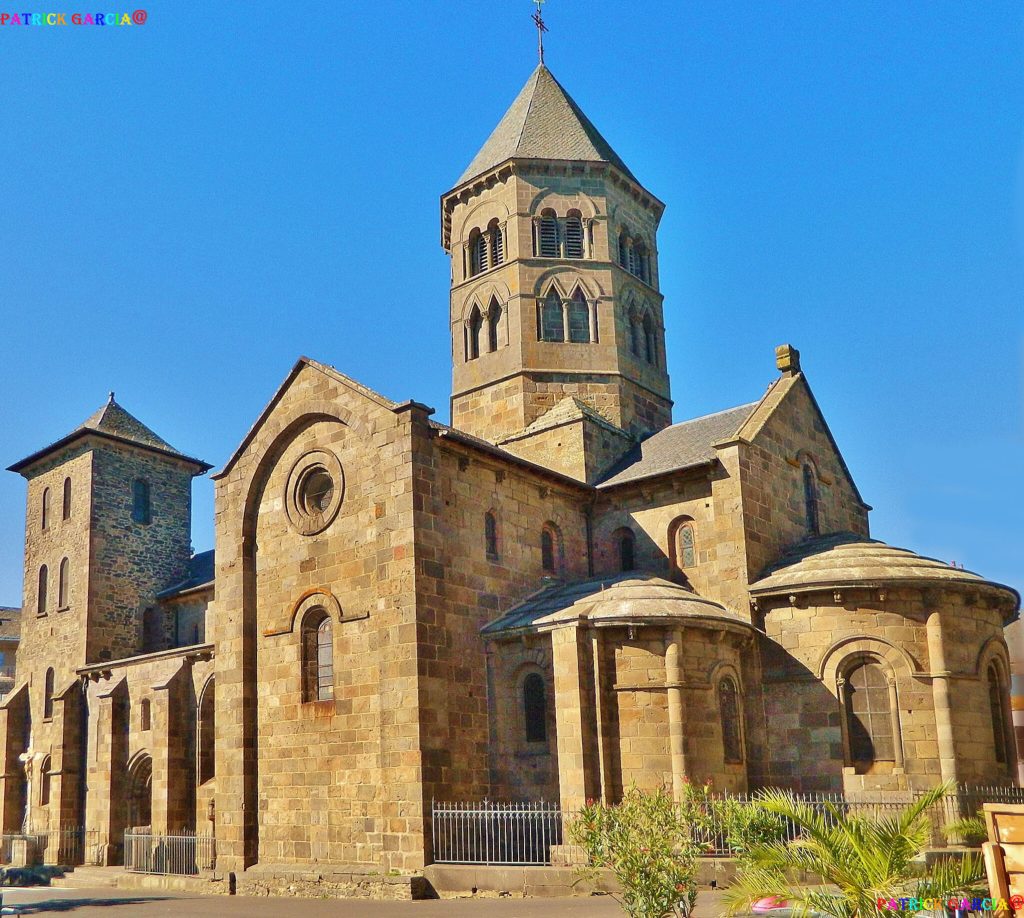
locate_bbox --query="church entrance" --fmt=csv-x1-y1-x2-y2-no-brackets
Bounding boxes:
126,753,152,831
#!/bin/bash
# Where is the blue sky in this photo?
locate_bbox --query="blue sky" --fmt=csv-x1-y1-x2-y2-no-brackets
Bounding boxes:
0,0,1021,604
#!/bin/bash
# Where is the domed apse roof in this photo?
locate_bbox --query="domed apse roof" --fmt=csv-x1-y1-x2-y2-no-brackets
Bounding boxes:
750,532,1020,612
482,571,752,637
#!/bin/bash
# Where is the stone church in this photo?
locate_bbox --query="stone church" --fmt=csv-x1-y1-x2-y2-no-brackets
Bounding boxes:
1,62,1019,879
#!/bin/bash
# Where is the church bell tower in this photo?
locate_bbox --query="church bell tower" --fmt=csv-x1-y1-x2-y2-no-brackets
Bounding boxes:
441,63,673,445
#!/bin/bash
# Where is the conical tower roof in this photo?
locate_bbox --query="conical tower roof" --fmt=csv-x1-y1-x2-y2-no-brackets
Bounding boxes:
456,64,639,187
8,393,210,474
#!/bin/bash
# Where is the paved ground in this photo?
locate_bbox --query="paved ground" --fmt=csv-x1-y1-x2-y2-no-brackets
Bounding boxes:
0,887,729,916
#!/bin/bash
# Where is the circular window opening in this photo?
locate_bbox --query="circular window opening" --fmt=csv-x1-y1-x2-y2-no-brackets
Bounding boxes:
300,467,334,515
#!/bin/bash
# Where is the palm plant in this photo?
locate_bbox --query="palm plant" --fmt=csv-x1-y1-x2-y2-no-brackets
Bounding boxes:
722,783,986,918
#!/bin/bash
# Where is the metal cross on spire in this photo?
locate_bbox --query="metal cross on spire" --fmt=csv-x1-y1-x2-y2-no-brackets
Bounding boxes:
532,0,548,65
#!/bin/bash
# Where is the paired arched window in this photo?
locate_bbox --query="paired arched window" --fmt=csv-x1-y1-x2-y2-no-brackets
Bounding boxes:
43,667,55,720
618,229,650,283
843,660,895,765
523,672,547,743
487,298,502,352
541,523,562,574
62,477,72,520
626,308,658,365
132,479,151,525
140,698,151,731
58,557,70,608
532,208,588,258
302,608,334,702
37,565,48,615
198,678,215,784
468,221,505,277
539,288,564,342
615,527,636,572
988,664,1011,765
642,313,657,365
41,487,51,530
484,511,499,562
538,285,595,344
40,755,51,807
718,676,743,763
802,463,820,536
567,287,591,343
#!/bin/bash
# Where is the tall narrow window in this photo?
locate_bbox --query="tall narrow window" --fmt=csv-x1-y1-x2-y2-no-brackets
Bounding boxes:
62,477,72,520
488,218,504,267
803,464,820,536
302,608,334,702
539,289,564,342
58,557,69,608
537,210,559,257
484,511,499,561
719,677,743,763
37,565,48,615
845,661,895,765
132,479,151,525
466,305,483,360
564,212,584,258
40,755,51,807
989,664,1010,765
43,668,55,719
41,487,51,530
469,229,488,276
523,672,547,743
617,528,636,572
541,523,561,573
633,242,648,283
679,526,696,567
643,313,656,364
487,298,501,353
567,288,590,343
140,698,151,731
629,311,641,357
618,232,629,268
198,678,216,784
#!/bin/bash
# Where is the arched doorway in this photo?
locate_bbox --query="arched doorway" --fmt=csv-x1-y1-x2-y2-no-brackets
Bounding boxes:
127,753,153,831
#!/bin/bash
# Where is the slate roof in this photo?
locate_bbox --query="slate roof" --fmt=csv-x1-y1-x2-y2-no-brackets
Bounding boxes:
156,550,215,599
0,608,20,643
750,532,1020,612
596,402,758,489
482,572,750,637
457,64,639,187
8,394,211,474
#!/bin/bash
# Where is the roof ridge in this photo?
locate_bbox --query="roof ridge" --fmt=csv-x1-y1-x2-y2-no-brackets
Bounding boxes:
513,65,542,155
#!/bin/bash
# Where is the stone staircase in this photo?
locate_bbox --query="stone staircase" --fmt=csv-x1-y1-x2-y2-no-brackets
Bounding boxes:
49,866,122,888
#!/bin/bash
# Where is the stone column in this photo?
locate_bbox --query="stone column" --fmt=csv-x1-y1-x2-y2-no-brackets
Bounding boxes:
591,632,613,804
551,625,596,820
886,675,905,770
50,681,85,838
665,629,689,801
85,677,128,865
926,611,958,785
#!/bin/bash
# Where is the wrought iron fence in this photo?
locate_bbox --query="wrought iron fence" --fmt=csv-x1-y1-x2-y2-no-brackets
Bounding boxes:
432,785,1024,864
432,799,562,865
123,830,215,875
0,827,93,866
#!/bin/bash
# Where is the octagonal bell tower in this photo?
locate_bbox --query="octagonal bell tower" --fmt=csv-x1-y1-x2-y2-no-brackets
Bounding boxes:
442,64,672,444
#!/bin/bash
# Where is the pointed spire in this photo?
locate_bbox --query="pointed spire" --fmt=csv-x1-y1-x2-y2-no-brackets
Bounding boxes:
455,64,639,188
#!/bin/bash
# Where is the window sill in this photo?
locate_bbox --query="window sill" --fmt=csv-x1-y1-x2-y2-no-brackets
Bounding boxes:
57,605,70,613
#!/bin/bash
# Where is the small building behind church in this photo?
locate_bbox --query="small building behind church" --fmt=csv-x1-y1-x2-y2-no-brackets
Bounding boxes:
0,60,1018,891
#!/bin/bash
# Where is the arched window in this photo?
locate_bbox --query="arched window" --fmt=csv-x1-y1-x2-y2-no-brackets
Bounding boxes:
802,463,820,536
618,231,629,269
628,309,641,357
37,565,48,615
466,305,483,360
487,298,502,353
642,313,656,364
539,288,564,342
719,677,743,763
469,229,488,276
41,487,51,530
844,660,895,765
198,678,215,784
616,528,636,572
142,606,162,653
140,698,151,731
488,218,504,267
633,241,648,283
541,523,561,573
132,479,151,525
536,209,559,257
567,287,590,343
58,557,70,608
523,672,547,743
43,667,55,719
679,525,696,568
40,755,51,807
62,477,72,520
302,608,334,702
989,664,1011,765
484,511,499,562
564,211,584,258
